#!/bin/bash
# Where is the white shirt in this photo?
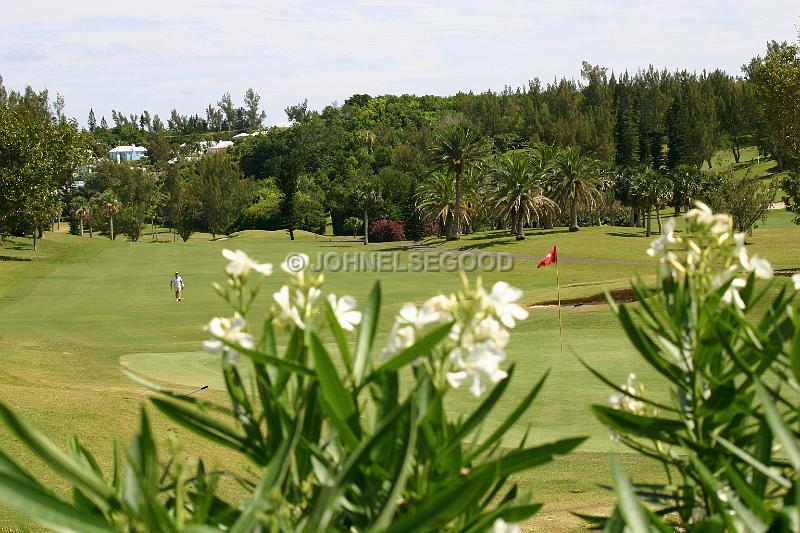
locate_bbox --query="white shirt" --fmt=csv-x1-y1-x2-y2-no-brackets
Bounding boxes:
172,275,184,291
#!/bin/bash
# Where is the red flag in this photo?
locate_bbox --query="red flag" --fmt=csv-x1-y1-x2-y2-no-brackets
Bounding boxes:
537,246,557,268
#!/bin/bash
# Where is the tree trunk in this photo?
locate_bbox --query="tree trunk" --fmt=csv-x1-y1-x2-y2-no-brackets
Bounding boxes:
451,168,462,240
733,146,740,164
514,212,525,240
656,208,662,234
80,219,84,237
37,224,44,239
646,205,652,237
544,212,553,230
57,213,61,231
32,219,37,251
152,217,156,240
569,195,579,232
89,220,93,238
109,215,114,240
363,208,369,245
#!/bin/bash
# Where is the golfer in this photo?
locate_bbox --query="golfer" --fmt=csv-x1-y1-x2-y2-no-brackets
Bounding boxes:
171,272,184,301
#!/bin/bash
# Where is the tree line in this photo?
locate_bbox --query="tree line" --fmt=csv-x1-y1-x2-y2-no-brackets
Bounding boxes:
1,38,798,245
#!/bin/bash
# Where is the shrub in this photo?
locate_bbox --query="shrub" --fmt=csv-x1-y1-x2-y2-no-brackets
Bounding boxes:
0,249,582,531
369,218,405,242
588,201,800,530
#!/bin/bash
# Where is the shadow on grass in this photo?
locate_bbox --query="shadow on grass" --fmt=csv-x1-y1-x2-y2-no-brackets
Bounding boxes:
0,255,32,262
458,238,522,251
605,231,649,238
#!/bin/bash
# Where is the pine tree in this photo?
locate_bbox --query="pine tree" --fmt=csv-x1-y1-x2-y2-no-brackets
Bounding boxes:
100,116,109,130
152,115,164,132
613,82,639,167
666,93,693,169
88,109,97,132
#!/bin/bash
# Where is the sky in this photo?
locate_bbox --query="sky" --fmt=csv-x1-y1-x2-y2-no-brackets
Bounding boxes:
1,1,798,128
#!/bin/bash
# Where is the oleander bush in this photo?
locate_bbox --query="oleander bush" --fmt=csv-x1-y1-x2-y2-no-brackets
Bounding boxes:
586,202,800,531
0,250,583,531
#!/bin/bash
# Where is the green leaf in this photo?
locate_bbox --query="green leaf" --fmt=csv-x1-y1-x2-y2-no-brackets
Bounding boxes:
374,322,454,375
353,281,381,386
756,381,800,470
307,402,408,531
366,403,418,532
468,370,550,460
592,406,684,445
720,458,772,522
0,448,45,492
616,304,683,383
471,437,586,479
384,468,496,533
216,335,314,377
0,473,113,533
609,456,649,533
229,403,305,533
307,331,357,424
150,398,258,460
443,364,515,455
0,402,115,504
715,435,791,489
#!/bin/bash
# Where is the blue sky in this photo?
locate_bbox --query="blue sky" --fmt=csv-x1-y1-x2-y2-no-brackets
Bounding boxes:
2,1,798,127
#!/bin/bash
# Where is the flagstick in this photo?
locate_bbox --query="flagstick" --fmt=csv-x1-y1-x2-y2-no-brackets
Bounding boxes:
556,255,564,353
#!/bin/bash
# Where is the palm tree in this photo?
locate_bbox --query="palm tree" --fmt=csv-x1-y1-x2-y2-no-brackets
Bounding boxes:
633,168,672,237
415,171,473,238
550,146,603,232
72,202,91,237
529,144,559,229
429,122,487,240
93,190,122,240
489,151,557,240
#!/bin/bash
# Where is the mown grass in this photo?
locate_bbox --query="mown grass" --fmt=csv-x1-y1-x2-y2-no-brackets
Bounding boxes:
1,206,798,531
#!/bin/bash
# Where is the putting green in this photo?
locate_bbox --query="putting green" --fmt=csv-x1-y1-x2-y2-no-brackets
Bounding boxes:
120,351,239,391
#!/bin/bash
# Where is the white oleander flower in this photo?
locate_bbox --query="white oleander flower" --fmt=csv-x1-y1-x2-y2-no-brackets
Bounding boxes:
792,273,800,290
608,373,645,415
471,316,509,349
686,201,714,225
741,255,773,280
203,314,254,363
487,281,528,328
327,294,362,332
419,294,455,324
721,277,747,310
273,285,304,328
492,518,521,533
222,249,273,278
647,218,677,257
380,323,416,360
446,341,508,397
